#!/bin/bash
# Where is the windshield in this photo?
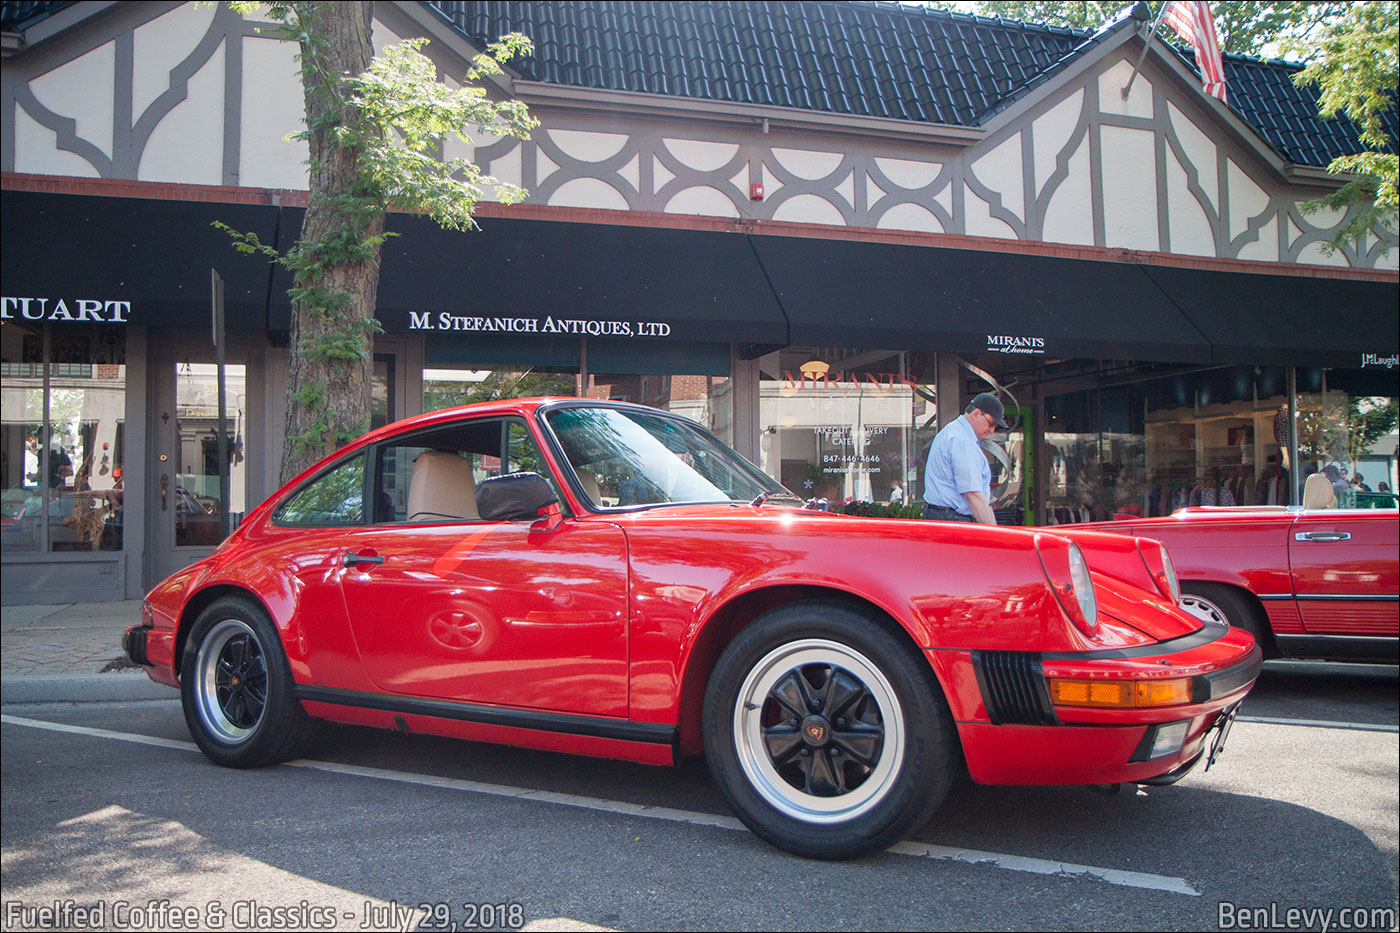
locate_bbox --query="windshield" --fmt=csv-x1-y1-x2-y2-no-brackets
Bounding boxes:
545,406,793,508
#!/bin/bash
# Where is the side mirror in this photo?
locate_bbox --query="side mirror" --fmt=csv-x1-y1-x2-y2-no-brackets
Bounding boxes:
475,472,560,523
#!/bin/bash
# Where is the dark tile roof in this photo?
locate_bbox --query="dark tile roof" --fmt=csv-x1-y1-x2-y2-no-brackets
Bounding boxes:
427,0,1092,127
5,0,1389,169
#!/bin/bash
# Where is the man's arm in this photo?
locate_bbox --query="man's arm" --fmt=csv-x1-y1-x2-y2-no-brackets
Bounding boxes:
962,490,997,525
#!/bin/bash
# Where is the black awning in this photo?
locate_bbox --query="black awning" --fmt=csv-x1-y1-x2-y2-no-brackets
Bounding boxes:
1,190,283,331
748,234,1214,364
371,212,789,347
1138,264,1399,369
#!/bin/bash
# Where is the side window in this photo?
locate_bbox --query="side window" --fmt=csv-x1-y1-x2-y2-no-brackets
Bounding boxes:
374,418,558,524
273,454,366,526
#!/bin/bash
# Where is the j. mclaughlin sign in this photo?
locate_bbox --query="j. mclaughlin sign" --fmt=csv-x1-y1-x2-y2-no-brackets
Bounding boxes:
410,312,672,337
2,297,131,323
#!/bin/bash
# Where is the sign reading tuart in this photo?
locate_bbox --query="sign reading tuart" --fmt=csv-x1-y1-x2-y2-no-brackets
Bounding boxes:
2,297,131,323
410,312,672,337
986,334,1046,355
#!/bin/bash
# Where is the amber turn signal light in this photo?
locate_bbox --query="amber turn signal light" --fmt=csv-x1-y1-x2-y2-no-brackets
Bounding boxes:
1049,677,1192,708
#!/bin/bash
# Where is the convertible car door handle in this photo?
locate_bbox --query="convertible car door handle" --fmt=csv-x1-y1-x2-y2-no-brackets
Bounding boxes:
342,552,386,566
1295,531,1351,542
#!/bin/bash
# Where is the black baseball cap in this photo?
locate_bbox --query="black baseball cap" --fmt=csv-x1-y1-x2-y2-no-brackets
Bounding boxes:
967,393,1010,429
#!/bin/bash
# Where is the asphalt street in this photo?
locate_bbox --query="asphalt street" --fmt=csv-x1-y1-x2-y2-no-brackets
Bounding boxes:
2,661,1396,932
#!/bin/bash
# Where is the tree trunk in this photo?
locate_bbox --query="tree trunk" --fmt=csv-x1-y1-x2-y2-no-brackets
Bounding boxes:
280,0,383,485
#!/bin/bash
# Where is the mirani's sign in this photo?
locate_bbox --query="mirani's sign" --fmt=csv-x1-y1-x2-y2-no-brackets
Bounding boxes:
409,312,671,337
2,297,131,323
986,334,1045,355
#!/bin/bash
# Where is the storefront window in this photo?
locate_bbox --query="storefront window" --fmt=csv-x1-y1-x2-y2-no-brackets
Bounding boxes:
1042,366,1398,522
1,322,126,552
174,362,246,547
757,348,934,510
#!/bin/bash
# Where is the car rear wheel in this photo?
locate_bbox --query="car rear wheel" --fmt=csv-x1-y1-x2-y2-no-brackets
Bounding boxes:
1179,583,1269,654
703,601,954,859
181,596,318,768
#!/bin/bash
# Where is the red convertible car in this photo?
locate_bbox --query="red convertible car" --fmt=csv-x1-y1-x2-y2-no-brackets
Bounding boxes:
124,398,1259,858
1081,499,1399,664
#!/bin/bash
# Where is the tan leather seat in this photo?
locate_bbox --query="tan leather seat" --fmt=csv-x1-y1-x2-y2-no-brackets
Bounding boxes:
575,470,602,507
406,451,478,521
1301,473,1336,510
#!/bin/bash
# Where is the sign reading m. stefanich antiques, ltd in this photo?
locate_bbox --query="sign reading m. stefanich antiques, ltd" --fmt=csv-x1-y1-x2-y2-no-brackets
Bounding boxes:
409,312,672,338
2,297,131,323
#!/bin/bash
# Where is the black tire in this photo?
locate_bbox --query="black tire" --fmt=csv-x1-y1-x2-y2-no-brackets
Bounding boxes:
703,601,954,859
1179,583,1271,655
180,596,318,768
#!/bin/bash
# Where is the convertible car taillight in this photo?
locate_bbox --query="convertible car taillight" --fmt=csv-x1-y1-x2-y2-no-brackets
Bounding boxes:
1048,676,1192,708
1137,539,1182,604
1035,534,1098,634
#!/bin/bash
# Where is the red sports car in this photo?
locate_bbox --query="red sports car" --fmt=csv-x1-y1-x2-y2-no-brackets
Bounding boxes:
1080,504,1399,664
124,398,1259,859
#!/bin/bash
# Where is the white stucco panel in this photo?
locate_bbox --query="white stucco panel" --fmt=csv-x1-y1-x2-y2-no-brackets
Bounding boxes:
27,40,115,159
1042,135,1093,245
1166,102,1218,212
772,194,846,225
488,144,522,197
964,186,1017,239
133,2,217,122
138,41,224,185
970,132,1024,222
1031,88,1084,194
665,186,740,218
663,139,740,173
1226,159,1270,240
536,148,561,184
1286,215,1304,248
876,202,944,234
653,156,676,191
371,19,404,57
771,148,845,181
1101,125,1158,250
1099,59,1153,119
239,37,307,190
1237,216,1278,262
933,181,952,214
548,177,629,210
729,164,750,194
867,174,887,203
13,107,101,177
547,129,630,163
1296,241,1352,267
1165,147,1214,256
873,157,942,190
1373,248,1398,271
834,171,855,208
619,153,641,192
1295,199,1345,230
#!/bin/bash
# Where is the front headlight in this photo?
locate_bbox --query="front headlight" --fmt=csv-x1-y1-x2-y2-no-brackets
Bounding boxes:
1067,542,1099,630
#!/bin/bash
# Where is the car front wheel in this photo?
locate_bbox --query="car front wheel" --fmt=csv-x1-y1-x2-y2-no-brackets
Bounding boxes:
703,602,954,859
181,596,318,768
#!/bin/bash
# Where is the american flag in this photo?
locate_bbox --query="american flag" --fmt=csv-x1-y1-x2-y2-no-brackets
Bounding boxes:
1162,1,1227,103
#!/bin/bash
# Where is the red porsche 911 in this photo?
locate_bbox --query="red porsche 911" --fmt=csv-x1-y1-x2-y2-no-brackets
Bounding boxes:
124,398,1260,859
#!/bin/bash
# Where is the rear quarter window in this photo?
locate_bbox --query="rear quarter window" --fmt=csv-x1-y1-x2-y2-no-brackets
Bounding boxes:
272,454,366,526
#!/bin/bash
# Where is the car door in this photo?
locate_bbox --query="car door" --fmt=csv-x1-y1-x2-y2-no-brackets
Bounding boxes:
1288,510,1400,637
336,416,630,718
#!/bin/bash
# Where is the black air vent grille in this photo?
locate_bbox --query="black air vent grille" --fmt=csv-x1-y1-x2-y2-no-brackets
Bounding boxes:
972,650,1057,725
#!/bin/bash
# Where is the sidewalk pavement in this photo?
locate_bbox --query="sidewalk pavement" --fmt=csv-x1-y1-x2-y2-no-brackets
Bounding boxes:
1,599,176,704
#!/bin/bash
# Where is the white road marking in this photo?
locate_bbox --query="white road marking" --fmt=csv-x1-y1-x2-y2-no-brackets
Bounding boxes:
3,713,1199,895
1237,715,1398,733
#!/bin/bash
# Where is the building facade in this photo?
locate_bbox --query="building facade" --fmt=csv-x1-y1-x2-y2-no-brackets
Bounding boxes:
2,0,1397,603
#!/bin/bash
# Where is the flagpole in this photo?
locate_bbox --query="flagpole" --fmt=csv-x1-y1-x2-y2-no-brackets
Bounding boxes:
1122,1,1172,100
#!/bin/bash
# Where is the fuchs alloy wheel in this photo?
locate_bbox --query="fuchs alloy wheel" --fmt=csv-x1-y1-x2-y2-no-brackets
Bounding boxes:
181,597,318,768
703,601,954,859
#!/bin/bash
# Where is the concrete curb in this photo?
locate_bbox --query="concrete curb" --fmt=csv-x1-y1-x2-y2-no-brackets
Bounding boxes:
1,673,179,704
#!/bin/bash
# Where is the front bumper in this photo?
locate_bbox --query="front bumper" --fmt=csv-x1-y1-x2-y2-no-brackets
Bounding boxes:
930,621,1262,786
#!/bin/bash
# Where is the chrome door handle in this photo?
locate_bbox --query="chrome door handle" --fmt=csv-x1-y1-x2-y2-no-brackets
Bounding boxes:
342,552,386,566
1295,531,1351,542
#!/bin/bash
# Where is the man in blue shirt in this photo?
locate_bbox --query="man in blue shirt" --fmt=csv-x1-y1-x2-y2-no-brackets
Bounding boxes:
922,393,1008,525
